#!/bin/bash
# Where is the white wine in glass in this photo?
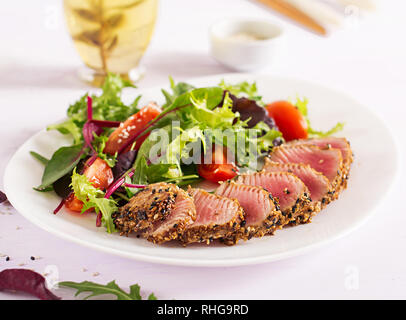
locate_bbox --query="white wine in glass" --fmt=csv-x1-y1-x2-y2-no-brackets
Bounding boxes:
64,0,158,86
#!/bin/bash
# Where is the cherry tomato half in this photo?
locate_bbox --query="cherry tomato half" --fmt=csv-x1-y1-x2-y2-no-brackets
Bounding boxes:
197,145,239,183
265,101,308,142
104,102,161,155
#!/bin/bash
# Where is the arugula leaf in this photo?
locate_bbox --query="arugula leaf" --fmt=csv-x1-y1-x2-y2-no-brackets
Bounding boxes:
70,169,117,233
296,97,344,138
59,280,157,300
30,151,49,165
38,144,85,189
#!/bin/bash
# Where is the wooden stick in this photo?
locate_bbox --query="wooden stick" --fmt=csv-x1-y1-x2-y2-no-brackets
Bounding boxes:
255,0,327,35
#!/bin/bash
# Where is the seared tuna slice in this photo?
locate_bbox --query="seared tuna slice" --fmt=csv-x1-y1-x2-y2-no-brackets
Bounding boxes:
182,188,245,245
287,137,353,189
235,172,313,225
269,145,344,192
114,183,196,244
215,181,285,238
288,137,352,165
263,159,333,209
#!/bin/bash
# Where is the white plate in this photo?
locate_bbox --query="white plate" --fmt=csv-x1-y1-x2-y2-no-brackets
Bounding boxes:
4,74,399,267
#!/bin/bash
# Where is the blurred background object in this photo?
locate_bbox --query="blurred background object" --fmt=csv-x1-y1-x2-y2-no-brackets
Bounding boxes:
253,0,375,35
209,18,284,71
64,0,158,86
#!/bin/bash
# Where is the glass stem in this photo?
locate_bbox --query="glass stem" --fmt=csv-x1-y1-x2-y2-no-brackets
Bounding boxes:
98,0,108,75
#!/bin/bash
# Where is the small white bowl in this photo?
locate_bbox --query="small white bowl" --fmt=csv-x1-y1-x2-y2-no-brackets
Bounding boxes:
209,18,284,71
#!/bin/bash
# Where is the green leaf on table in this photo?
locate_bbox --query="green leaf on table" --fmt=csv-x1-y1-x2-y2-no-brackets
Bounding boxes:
38,144,84,189
59,280,157,300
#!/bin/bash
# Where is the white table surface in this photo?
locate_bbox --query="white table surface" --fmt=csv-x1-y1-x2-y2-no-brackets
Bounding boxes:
1,0,405,300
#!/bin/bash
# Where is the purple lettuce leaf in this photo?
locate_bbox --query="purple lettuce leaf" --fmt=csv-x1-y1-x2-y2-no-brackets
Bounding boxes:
112,150,137,180
229,93,278,129
0,269,60,300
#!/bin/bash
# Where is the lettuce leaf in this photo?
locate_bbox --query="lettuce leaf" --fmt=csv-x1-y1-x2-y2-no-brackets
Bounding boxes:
183,91,236,129
37,144,85,189
48,74,141,143
219,79,263,104
296,97,344,138
161,76,195,108
70,169,117,233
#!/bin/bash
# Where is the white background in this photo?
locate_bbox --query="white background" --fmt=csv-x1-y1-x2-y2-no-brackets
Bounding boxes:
0,0,405,299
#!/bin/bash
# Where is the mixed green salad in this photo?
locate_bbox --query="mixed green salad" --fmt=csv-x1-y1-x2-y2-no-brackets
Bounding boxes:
31,74,343,233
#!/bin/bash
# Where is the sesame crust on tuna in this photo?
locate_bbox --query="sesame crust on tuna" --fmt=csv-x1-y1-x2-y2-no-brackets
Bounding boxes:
113,183,196,243
282,192,320,227
146,213,194,244
285,193,317,226
334,140,353,196
318,140,353,200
